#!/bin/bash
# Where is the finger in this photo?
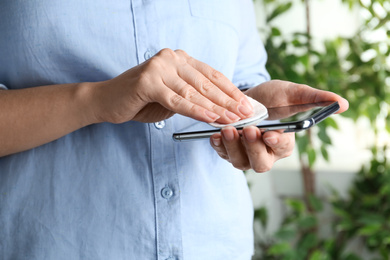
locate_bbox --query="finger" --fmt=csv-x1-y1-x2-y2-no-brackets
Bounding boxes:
220,126,250,170
162,73,242,124
210,133,229,160
334,97,349,114
302,89,349,114
151,83,221,123
241,126,274,173
180,51,253,116
262,130,295,160
176,64,253,118
289,83,349,113
188,57,244,100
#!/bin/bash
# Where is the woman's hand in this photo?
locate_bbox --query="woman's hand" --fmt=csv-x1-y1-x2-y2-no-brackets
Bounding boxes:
90,48,254,124
210,80,349,172
211,126,295,173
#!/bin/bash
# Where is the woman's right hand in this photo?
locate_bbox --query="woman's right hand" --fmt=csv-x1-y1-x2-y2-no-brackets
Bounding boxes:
90,48,254,124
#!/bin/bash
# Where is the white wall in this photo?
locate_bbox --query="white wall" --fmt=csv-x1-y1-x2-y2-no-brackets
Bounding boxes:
254,0,361,42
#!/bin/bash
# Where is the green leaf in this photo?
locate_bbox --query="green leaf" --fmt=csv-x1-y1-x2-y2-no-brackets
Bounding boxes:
266,2,293,23
357,214,386,226
297,232,317,252
286,199,306,215
299,54,310,69
268,242,291,255
380,184,390,196
297,134,310,156
271,27,282,36
324,117,339,129
332,204,351,219
335,220,354,232
357,223,382,236
308,194,323,212
254,207,268,229
321,145,329,162
275,227,296,241
343,253,363,260
383,236,390,245
309,250,327,260
318,128,332,145
298,215,317,230
367,236,380,247
308,148,317,168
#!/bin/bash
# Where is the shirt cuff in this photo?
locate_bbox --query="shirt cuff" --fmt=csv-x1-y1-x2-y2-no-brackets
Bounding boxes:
0,84,8,90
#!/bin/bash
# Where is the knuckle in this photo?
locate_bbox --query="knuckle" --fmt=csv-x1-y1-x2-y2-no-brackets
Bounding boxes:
158,48,176,59
146,56,163,71
232,161,250,171
174,49,188,57
275,137,295,158
253,164,272,173
230,87,242,97
224,98,238,109
188,103,201,115
169,94,183,107
210,104,221,113
198,79,214,93
181,87,198,100
284,147,294,158
282,149,294,159
210,69,224,81
218,152,229,160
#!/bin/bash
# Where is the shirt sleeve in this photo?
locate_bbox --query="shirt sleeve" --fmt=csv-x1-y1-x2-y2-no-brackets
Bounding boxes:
0,84,8,90
233,0,270,90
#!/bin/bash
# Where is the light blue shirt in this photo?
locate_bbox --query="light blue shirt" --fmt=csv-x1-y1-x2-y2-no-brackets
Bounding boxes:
0,0,270,259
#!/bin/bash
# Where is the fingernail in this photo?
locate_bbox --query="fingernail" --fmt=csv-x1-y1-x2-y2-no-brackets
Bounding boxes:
241,97,253,112
205,110,220,121
225,110,241,121
243,127,257,143
241,97,253,109
238,105,253,117
264,137,278,146
221,127,235,141
212,137,221,147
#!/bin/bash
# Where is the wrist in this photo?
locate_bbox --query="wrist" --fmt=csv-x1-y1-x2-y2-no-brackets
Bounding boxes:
74,81,103,125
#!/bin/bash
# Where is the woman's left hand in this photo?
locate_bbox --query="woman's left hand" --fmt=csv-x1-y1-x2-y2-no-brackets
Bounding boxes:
210,80,349,172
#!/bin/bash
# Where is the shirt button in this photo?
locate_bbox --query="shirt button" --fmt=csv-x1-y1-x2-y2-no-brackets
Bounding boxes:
161,187,174,199
144,50,154,60
154,120,166,129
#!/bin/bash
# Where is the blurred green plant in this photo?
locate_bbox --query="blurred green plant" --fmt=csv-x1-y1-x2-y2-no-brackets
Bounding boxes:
252,0,390,258
256,0,390,197
253,146,390,259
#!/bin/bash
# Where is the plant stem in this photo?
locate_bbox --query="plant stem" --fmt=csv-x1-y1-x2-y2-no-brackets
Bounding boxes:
301,0,316,210
305,0,311,51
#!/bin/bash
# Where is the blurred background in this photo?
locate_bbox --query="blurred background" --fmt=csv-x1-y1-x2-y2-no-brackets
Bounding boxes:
247,0,390,259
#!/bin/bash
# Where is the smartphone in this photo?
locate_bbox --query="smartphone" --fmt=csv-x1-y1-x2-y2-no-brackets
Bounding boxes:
172,101,339,141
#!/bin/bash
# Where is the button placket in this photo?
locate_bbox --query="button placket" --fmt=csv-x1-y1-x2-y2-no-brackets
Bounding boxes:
148,120,183,259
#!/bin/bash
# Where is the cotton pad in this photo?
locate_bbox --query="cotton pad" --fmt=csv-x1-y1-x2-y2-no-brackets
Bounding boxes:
209,96,268,128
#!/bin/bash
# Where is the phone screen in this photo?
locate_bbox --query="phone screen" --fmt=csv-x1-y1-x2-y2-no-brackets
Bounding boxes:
173,101,339,141
261,101,334,124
